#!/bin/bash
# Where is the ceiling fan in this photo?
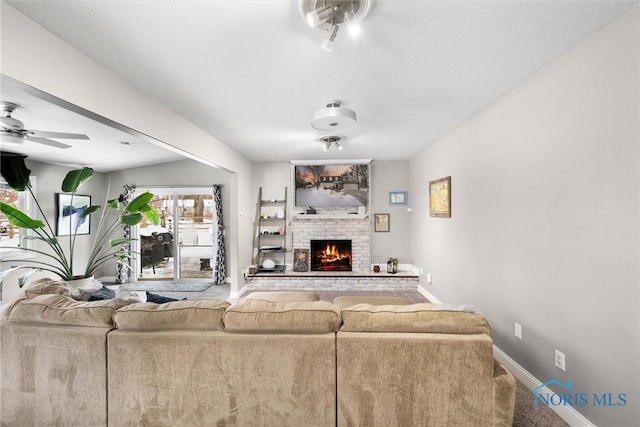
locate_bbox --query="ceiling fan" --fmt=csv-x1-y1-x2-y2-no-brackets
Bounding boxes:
0,101,89,149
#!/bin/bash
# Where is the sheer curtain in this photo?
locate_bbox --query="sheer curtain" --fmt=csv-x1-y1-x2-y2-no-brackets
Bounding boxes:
116,184,136,284
212,185,226,285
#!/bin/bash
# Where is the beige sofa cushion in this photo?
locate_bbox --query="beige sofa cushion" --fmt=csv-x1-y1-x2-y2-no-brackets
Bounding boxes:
246,291,319,302
224,299,342,333
1,278,75,320
332,295,412,308
340,303,491,335
7,294,129,328
114,299,230,331
23,278,74,299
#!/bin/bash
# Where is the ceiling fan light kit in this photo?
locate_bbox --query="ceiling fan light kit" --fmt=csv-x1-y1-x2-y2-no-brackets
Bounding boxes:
299,0,371,51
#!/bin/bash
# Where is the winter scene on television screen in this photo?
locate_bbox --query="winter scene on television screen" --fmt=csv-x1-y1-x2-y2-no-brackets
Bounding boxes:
294,164,369,207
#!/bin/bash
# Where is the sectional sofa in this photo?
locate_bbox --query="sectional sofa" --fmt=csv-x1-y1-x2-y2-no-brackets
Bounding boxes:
0,280,516,427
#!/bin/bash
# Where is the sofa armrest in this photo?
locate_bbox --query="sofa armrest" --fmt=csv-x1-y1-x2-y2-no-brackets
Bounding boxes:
492,360,516,427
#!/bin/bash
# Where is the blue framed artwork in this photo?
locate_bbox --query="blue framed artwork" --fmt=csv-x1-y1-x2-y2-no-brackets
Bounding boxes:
389,191,407,206
56,193,91,236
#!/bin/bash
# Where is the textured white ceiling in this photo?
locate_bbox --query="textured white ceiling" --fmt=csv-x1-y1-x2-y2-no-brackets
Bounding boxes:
3,0,637,166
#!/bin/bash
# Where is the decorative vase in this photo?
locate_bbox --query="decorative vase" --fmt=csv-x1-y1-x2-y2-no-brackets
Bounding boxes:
63,276,95,289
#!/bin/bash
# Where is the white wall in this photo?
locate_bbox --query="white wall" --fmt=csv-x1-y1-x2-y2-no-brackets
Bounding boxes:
409,7,639,426
0,2,254,294
0,160,108,302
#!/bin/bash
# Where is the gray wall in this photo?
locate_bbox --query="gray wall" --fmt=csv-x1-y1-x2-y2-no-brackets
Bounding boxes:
370,160,411,264
409,8,639,426
250,160,412,268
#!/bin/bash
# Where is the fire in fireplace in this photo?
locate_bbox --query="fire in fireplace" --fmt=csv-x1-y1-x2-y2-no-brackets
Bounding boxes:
310,240,352,272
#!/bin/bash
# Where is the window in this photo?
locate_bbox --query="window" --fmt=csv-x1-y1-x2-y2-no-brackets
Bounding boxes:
0,177,36,259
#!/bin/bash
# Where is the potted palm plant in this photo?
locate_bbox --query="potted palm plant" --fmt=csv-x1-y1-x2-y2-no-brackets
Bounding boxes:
0,151,159,288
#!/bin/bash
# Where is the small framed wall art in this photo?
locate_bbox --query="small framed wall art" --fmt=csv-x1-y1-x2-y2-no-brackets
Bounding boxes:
389,191,407,206
429,176,451,218
374,213,390,232
56,193,92,236
293,248,310,272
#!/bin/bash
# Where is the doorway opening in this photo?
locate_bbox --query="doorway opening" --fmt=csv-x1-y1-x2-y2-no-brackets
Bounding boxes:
135,188,217,282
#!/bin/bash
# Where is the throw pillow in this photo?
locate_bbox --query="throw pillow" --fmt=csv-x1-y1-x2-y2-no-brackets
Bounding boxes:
145,291,179,304
88,286,116,301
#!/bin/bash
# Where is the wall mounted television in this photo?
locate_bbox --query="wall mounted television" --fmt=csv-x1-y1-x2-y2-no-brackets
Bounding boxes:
293,162,369,208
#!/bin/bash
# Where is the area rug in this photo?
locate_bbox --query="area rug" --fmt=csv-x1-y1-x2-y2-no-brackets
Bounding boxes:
119,280,215,292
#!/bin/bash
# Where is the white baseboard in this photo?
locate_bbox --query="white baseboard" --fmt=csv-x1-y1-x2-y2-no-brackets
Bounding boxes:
231,284,248,300
493,346,595,427
417,285,442,304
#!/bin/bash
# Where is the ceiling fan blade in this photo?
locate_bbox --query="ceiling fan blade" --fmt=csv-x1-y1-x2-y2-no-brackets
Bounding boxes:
28,130,89,140
28,136,72,149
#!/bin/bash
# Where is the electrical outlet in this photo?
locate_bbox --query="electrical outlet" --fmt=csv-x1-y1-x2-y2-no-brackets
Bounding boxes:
426,273,432,284
514,322,522,339
555,350,566,371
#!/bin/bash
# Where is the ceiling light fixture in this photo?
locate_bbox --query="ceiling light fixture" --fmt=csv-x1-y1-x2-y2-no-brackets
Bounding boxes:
319,135,344,152
322,24,339,52
306,5,337,28
311,100,356,132
299,0,371,51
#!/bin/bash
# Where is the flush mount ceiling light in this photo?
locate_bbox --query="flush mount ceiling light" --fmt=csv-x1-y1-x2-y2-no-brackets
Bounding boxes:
311,100,356,132
319,135,344,152
299,0,372,51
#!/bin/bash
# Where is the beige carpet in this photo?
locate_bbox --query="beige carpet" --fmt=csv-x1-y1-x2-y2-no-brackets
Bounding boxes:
513,379,569,427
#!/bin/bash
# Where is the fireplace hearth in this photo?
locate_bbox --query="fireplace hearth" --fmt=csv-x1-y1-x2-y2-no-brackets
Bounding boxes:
310,239,352,272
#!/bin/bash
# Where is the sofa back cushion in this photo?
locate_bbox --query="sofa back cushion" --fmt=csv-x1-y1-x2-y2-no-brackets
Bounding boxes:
1,278,75,320
7,294,129,328
113,299,230,331
224,299,342,333
23,278,74,299
340,303,491,335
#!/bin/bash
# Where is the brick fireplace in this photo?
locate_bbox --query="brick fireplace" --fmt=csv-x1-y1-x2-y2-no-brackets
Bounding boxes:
292,215,371,273
243,213,419,292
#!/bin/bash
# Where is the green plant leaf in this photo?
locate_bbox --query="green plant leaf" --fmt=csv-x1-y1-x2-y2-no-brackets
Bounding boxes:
22,235,59,245
61,167,94,193
107,198,120,209
125,192,154,213
110,237,135,246
119,213,143,226
80,205,100,218
0,151,31,191
0,202,45,229
144,208,160,225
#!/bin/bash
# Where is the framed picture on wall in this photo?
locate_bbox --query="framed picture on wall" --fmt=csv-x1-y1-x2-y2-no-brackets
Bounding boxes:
429,176,451,218
293,248,310,272
56,193,91,236
374,213,390,232
389,191,407,205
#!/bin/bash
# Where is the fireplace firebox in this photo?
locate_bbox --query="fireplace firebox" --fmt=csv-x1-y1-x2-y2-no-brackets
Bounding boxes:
310,239,352,272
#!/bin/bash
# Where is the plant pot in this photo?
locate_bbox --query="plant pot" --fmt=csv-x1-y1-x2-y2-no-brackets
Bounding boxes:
63,276,95,289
